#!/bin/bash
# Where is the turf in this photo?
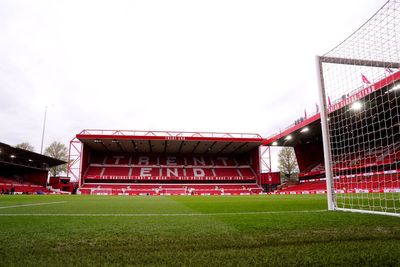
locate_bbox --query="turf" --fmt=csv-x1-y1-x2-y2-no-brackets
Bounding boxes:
0,195,399,266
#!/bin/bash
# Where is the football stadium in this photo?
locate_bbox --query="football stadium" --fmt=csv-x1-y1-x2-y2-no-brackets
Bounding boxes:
1,0,400,266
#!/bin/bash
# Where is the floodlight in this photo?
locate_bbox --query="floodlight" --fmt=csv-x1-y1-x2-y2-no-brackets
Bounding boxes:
351,101,363,111
388,83,400,92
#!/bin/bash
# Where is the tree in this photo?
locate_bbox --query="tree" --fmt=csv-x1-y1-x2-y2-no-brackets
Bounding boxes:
16,142,35,152
44,141,68,177
278,147,299,181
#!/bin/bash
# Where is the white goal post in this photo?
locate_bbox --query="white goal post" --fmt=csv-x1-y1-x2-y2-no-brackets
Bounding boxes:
317,0,400,216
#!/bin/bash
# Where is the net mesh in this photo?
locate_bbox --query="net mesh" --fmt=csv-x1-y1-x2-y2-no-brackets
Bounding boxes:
319,0,400,215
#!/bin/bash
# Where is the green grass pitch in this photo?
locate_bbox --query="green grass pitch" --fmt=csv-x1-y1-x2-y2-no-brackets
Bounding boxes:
0,194,399,266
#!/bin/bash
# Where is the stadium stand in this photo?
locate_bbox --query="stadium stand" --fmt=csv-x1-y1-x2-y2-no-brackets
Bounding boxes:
277,173,400,195
0,142,66,194
264,71,400,195
83,154,256,181
70,130,265,195
0,175,50,194
298,142,400,178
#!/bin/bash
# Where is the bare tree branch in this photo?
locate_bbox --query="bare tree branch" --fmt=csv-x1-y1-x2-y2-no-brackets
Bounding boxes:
44,141,68,177
278,147,299,181
15,142,35,152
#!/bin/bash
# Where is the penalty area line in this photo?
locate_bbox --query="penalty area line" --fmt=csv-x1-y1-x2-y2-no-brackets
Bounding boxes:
0,201,67,209
0,209,327,216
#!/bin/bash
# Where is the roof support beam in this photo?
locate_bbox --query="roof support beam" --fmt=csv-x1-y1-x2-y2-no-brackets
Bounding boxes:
231,142,248,153
205,141,217,154
131,140,139,153
163,141,167,154
100,142,109,152
191,141,201,154
218,142,232,154
113,140,124,153
177,141,185,154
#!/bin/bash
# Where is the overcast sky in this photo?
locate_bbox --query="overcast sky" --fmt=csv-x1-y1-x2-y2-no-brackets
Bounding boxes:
0,0,385,165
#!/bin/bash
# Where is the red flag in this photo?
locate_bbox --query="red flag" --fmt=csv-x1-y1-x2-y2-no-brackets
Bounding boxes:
361,74,371,84
385,68,394,74
328,96,332,107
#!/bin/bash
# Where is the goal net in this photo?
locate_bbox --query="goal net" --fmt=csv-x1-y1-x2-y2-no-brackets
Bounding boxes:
317,0,400,216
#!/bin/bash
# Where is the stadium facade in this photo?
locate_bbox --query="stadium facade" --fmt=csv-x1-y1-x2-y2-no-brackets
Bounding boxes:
68,130,282,195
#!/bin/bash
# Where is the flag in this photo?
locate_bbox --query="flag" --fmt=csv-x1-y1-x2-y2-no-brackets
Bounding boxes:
361,74,371,84
328,96,332,107
385,68,394,74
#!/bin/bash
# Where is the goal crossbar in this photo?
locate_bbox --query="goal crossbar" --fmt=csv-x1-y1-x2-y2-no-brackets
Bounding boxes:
320,56,400,69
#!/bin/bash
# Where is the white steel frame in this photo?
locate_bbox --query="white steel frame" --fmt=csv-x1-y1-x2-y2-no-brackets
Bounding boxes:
316,55,400,217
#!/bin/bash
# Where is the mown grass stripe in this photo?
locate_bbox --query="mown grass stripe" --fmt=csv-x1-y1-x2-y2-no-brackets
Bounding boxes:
0,201,67,209
0,209,327,216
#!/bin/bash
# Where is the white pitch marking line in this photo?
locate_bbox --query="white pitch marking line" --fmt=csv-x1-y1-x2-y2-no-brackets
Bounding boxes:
0,201,67,209
0,209,327,216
